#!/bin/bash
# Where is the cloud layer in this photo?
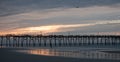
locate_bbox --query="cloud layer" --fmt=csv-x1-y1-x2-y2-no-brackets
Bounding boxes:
0,0,120,16
0,0,120,35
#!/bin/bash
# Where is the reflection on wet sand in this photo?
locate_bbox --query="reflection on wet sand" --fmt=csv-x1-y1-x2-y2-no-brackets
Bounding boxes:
17,48,120,60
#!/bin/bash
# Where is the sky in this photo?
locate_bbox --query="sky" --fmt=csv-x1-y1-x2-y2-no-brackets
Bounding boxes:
0,0,120,35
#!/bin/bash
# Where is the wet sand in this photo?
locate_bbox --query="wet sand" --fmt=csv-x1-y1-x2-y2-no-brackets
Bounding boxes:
0,48,120,62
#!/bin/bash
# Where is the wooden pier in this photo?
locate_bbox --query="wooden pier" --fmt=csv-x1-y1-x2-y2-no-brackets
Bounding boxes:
0,35,120,48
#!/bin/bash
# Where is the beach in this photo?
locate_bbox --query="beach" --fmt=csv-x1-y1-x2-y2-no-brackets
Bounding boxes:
0,48,120,62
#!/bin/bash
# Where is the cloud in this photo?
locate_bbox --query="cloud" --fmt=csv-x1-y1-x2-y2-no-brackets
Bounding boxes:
0,6,120,34
0,20,120,35
0,0,120,17
1,6,119,23
0,0,120,35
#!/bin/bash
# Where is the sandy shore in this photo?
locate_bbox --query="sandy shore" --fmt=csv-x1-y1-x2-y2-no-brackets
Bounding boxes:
0,48,120,62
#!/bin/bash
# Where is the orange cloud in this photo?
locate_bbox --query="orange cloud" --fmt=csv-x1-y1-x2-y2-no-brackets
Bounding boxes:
0,24,93,35
0,20,120,35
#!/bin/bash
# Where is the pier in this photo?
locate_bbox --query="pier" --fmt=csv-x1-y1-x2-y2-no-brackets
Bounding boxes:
0,35,120,48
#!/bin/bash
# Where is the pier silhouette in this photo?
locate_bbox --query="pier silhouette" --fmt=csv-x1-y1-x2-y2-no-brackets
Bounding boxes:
0,34,120,48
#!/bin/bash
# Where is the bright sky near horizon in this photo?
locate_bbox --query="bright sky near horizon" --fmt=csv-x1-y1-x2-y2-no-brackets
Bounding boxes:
0,0,120,35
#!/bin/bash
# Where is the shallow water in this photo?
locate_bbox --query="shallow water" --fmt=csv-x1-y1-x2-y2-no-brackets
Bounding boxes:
15,47,120,60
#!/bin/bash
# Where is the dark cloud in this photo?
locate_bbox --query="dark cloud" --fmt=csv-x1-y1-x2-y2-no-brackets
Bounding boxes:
0,0,120,17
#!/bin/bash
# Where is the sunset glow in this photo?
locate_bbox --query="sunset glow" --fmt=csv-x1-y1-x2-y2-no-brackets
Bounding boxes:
0,24,94,35
0,20,120,35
